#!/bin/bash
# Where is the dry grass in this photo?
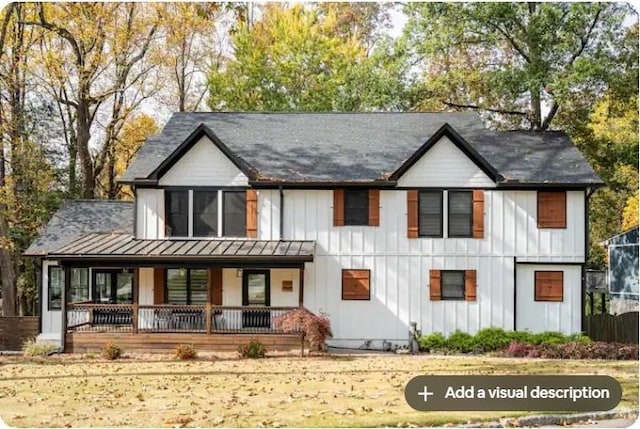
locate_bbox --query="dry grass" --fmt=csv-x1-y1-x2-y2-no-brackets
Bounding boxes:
0,352,636,428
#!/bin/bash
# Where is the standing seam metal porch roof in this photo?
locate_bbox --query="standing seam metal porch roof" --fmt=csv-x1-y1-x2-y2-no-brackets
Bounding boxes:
49,233,315,262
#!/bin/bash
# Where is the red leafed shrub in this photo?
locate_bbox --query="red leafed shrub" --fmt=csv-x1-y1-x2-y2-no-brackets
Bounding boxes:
501,341,638,360
503,342,534,358
273,308,332,351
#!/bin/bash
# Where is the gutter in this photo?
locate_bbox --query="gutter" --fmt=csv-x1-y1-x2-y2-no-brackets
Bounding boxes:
279,186,284,240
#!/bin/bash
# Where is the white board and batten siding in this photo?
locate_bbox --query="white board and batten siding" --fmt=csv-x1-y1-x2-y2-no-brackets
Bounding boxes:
38,260,62,345
282,187,585,346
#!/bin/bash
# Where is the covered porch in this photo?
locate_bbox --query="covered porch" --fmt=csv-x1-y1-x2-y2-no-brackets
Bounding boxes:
51,233,315,352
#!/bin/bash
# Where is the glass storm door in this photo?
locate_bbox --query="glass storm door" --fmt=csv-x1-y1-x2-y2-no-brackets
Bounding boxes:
242,270,270,328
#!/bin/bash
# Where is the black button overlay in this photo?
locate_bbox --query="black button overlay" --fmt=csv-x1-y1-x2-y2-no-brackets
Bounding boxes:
405,375,622,411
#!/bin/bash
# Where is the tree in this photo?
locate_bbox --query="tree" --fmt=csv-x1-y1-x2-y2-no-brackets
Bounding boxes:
207,3,406,112
403,3,631,129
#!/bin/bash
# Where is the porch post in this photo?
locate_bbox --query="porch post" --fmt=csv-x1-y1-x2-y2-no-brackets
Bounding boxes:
61,266,70,352
132,268,139,334
205,269,212,334
298,264,304,307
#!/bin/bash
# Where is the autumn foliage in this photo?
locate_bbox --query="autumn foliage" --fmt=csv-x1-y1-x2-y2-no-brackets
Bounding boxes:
273,307,332,351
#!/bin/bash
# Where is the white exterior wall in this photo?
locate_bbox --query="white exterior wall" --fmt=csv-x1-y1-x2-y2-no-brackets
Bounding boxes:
397,136,496,188
158,136,248,187
283,188,585,346
258,189,281,240
136,188,164,239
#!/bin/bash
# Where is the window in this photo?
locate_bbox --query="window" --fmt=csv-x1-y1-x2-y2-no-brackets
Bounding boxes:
538,191,566,228
166,190,189,237
224,191,246,236
48,266,63,310
69,268,89,303
429,269,477,301
166,268,207,305
93,270,133,304
344,189,369,226
419,191,443,237
535,271,563,302
448,191,473,237
342,269,370,300
193,190,218,236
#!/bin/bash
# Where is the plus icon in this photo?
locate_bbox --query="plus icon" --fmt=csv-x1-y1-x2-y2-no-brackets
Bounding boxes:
417,386,434,402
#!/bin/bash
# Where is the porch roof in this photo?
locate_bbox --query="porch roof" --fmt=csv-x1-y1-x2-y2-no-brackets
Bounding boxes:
48,233,315,264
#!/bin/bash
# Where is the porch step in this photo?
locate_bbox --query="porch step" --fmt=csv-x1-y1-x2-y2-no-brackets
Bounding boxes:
65,332,304,354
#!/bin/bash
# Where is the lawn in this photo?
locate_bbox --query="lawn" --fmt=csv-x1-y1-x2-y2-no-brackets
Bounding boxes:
0,353,636,428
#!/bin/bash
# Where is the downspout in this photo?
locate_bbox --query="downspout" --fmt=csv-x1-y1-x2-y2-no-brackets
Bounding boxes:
582,187,596,332
279,186,284,240
132,185,137,238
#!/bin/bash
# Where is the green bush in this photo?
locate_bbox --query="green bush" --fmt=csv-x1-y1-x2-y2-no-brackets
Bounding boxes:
530,331,568,345
174,344,197,360
22,339,58,356
418,332,447,352
446,330,476,353
473,327,513,351
238,338,266,359
102,342,123,360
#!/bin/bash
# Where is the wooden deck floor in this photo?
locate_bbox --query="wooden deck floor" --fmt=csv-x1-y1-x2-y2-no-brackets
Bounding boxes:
65,332,304,353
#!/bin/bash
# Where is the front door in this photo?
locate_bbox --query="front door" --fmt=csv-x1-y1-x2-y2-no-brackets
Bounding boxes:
242,270,270,328
93,269,133,304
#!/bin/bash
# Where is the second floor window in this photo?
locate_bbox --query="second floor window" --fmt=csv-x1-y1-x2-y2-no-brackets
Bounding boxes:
344,189,369,225
448,191,473,237
166,189,248,238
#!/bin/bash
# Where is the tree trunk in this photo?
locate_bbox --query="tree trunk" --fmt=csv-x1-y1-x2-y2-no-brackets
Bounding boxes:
77,98,94,199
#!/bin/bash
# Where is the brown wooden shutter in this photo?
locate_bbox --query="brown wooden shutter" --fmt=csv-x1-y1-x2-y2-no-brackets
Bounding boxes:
153,268,165,304
208,268,223,305
246,189,258,238
537,191,566,228
472,190,484,239
333,189,345,226
465,270,477,301
429,269,441,300
369,189,380,226
342,269,370,300
534,271,564,301
407,190,419,238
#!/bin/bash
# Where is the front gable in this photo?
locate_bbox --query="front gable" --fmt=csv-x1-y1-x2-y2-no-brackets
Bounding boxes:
153,124,253,187
392,124,498,188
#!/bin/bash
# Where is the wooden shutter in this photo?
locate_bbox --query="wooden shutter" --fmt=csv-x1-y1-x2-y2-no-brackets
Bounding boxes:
342,269,370,300
535,271,564,301
368,189,380,226
407,190,419,238
153,268,165,304
472,190,484,239
246,189,258,238
333,189,345,226
465,270,477,301
429,269,441,300
208,268,223,305
537,191,566,228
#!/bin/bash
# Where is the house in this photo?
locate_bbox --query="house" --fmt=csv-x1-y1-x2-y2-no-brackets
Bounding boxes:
602,226,639,315
25,112,603,352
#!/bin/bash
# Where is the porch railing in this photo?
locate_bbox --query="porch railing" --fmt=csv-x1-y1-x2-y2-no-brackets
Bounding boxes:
66,303,299,334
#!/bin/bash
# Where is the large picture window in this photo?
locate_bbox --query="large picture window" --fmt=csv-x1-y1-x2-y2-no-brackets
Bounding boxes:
165,268,207,305
166,190,189,237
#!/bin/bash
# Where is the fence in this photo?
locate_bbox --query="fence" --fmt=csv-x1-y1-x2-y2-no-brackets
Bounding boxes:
585,311,639,344
0,316,40,351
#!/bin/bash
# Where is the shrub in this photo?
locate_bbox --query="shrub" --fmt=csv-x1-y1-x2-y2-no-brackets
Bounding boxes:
102,342,123,360
530,331,567,345
418,332,446,352
22,339,58,357
273,307,332,351
502,341,535,358
446,330,476,353
238,338,266,359
473,327,513,352
174,344,197,360
501,341,638,360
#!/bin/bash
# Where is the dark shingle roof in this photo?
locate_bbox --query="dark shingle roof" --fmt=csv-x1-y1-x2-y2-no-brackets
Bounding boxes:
24,200,133,256
121,112,602,186
49,232,315,262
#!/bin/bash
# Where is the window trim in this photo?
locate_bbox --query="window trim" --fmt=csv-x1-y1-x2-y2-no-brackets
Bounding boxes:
534,271,564,302
47,266,63,311
440,270,466,301
418,190,443,238
447,190,473,238
341,269,371,301
164,268,208,305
